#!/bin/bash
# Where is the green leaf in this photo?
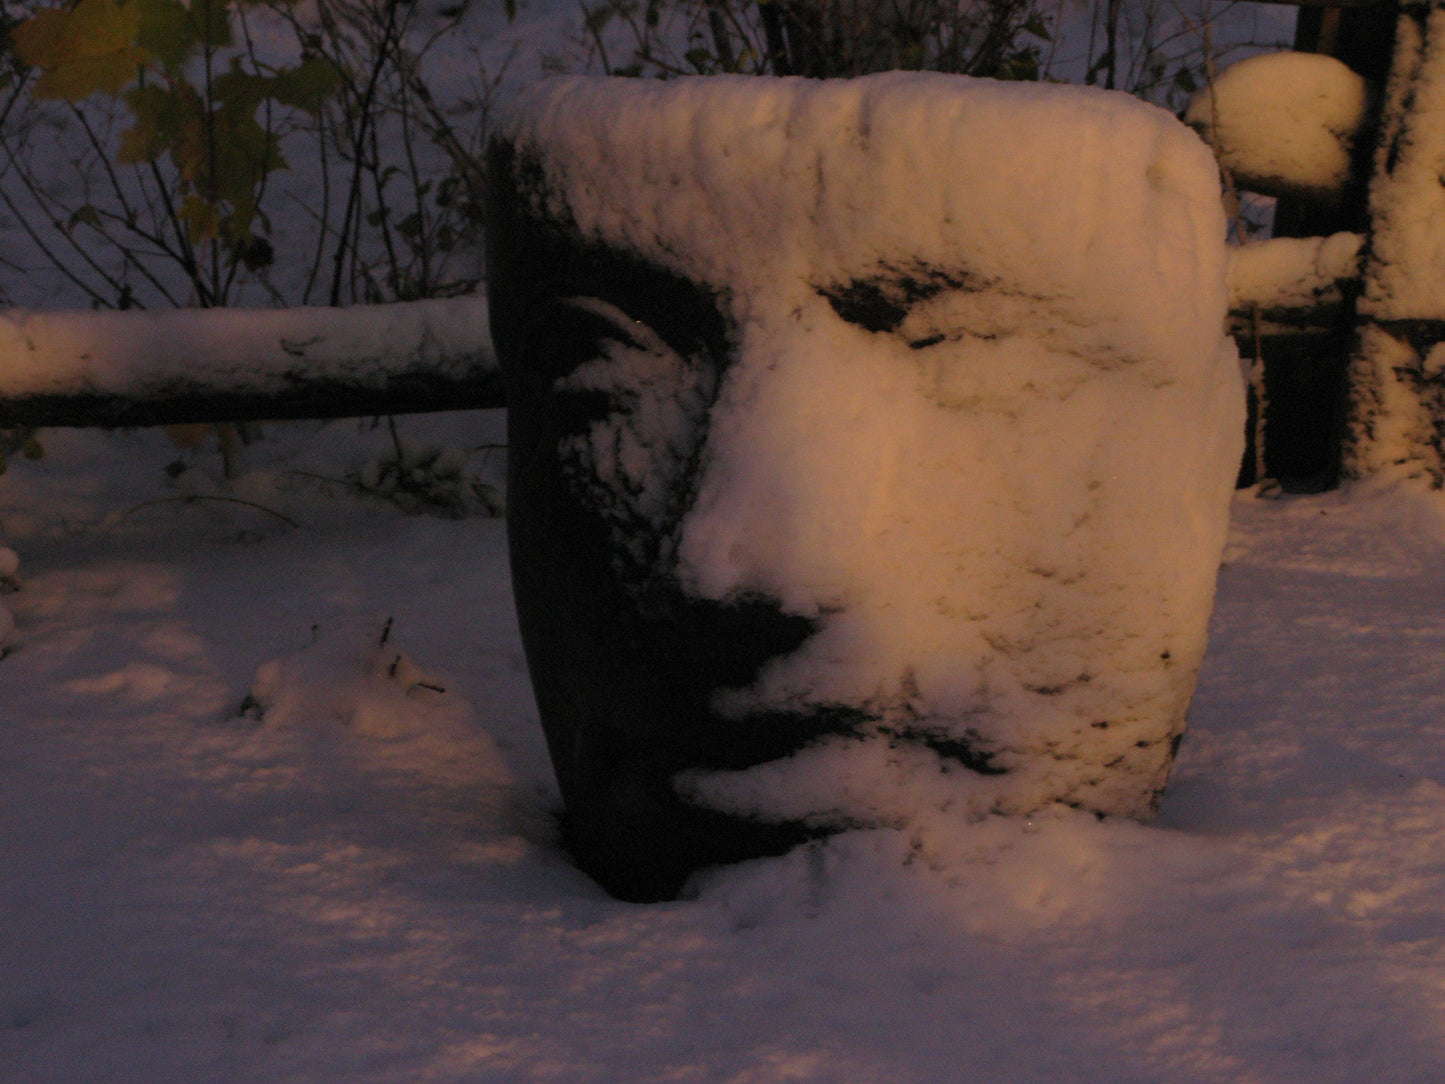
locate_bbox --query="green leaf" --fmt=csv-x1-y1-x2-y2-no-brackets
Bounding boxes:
117,81,191,165
133,0,206,73
263,57,340,113
187,0,232,49
206,110,284,202
212,58,270,110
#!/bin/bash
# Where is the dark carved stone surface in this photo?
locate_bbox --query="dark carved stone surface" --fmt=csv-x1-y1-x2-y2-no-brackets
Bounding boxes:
483,79,1235,898
486,140,864,901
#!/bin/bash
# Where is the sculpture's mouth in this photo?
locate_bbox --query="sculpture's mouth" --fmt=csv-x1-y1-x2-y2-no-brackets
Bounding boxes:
876,725,1008,776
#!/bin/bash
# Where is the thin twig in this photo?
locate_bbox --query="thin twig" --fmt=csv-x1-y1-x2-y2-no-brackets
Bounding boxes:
119,495,303,528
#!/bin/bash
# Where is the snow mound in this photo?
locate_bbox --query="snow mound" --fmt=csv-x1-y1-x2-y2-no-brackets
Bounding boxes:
1186,51,1372,201
496,73,1243,840
245,619,466,742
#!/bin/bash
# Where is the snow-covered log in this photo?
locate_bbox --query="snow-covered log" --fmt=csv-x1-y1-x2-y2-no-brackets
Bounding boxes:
0,295,503,427
1227,231,1365,331
489,73,1245,900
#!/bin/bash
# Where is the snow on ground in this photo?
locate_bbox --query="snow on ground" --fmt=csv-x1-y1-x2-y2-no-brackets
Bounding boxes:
4,416,1445,1082
0,0,1437,1076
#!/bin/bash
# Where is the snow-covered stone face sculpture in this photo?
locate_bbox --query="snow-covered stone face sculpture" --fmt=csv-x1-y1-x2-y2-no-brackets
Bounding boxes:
487,73,1245,902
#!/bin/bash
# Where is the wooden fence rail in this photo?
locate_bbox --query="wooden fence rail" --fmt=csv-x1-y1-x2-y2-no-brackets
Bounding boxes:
0,254,1360,431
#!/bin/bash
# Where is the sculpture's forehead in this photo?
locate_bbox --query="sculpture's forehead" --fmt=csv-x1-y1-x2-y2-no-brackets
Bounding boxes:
505,76,1214,254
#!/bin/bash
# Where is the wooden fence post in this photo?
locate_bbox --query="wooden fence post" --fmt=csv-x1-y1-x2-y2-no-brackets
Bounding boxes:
1243,0,1396,491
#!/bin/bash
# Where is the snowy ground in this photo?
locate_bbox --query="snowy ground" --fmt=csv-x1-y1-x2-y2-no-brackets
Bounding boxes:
4,415,1445,1082
2,0,1436,1077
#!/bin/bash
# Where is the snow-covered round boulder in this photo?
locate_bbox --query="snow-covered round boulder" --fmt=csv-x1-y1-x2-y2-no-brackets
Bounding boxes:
487,73,1244,901
1185,51,1373,203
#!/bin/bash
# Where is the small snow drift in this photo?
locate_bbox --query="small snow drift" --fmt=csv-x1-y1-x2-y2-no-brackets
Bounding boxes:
243,619,453,740
488,73,1244,901
1185,51,1373,204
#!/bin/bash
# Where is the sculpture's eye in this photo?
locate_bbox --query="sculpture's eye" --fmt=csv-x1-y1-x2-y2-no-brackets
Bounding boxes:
815,266,1014,350
549,297,718,585
553,297,714,404
817,267,980,335
819,266,1101,371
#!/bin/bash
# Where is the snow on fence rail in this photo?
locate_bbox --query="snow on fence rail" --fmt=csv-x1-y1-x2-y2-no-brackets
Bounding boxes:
0,294,503,428
0,256,1371,430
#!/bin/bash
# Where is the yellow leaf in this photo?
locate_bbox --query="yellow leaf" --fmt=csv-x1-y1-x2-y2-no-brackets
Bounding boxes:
12,0,150,101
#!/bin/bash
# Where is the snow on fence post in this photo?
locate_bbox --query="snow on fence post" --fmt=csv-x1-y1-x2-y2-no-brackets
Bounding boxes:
1347,0,1445,482
487,73,1246,902
0,295,504,428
